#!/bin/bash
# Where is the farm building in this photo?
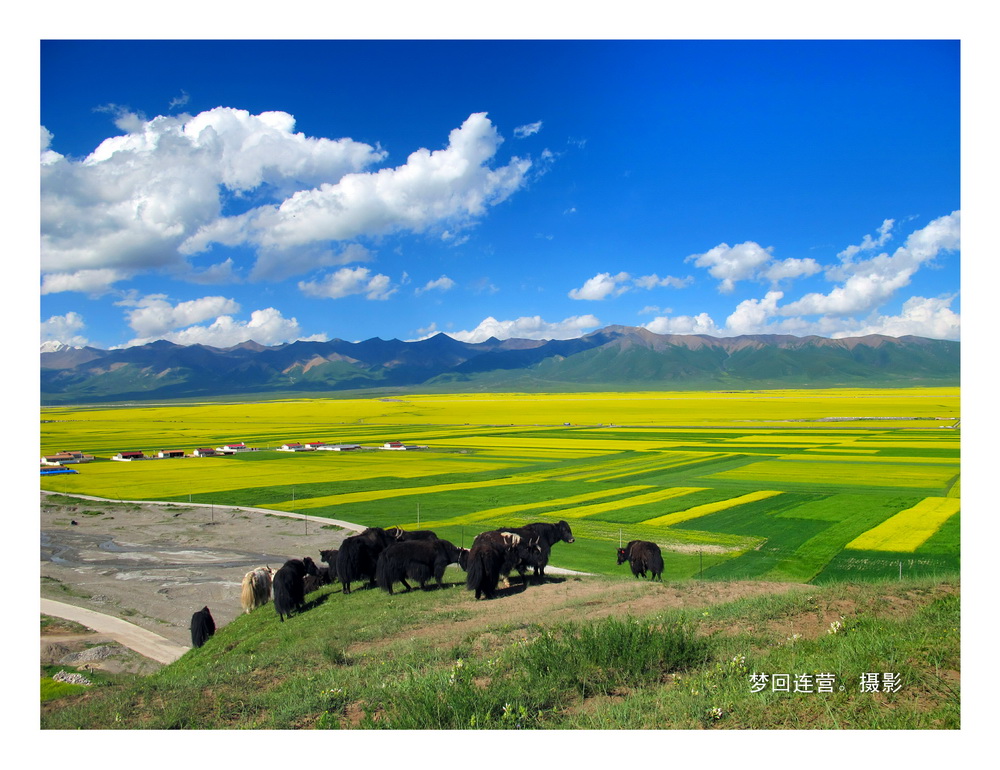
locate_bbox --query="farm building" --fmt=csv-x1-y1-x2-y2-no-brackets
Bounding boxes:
316,443,361,451
192,448,218,457
41,450,94,466
112,450,146,461
304,441,327,449
380,441,422,450
278,443,311,452
216,442,257,454
157,449,186,459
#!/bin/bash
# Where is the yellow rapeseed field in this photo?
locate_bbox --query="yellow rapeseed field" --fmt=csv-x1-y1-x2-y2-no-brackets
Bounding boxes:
845,497,961,552
640,490,784,526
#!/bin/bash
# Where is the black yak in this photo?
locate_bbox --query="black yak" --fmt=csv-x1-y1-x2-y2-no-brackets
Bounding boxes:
375,538,466,594
272,557,320,621
190,606,215,648
337,527,395,594
240,566,274,613
386,527,439,541
498,520,575,581
616,540,664,581
319,549,339,584
465,531,542,600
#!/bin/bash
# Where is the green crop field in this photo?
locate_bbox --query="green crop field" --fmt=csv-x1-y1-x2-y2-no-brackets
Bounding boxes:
40,388,960,583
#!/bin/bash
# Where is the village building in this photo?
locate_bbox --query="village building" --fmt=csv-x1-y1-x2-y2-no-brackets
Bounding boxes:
216,442,257,454
112,450,146,461
157,449,186,459
278,442,311,452
41,450,94,466
315,443,362,451
191,447,218,457
380,441,421,450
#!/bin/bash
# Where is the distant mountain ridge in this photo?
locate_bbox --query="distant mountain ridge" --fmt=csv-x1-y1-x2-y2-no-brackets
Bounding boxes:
40,326,960,403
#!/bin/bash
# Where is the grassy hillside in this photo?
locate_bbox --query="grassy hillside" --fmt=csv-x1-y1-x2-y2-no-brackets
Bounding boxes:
41,574,959,729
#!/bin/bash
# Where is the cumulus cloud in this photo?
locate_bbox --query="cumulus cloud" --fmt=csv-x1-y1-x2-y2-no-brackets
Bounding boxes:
298,266,396,300
415,275,456,295
41,107,385,290
781,211,960,318
445,314,601,343
41,269,130,296
829,295,961,340
122,307,306,348
643,313,721,336
41,311,89,346
568,272,631,300
41,109,531,293
570,271,692,299
685,241,775,293
119,294,242,338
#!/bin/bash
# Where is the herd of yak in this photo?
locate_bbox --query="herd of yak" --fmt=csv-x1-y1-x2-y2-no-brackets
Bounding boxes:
189,521,665,648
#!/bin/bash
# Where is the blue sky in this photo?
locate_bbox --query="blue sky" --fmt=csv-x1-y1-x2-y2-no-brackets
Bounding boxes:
39,39,961,350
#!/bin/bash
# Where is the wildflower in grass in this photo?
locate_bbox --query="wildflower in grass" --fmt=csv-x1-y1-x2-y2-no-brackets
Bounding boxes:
709,707,724,720
827,620,843,635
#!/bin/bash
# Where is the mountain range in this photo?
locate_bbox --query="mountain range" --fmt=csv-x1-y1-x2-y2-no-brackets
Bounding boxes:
40,326,960,403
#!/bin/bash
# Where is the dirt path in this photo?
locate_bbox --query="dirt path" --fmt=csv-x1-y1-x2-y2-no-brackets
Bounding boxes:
41,599,188,664
41,491,359,648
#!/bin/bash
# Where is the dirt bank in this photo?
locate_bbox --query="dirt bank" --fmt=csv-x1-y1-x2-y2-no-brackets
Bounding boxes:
41,492,355,650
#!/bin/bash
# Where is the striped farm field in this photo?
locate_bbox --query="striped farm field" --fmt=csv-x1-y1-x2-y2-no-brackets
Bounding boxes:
639,490,784,527
40,387,959,582
845,497,961,552
708,458,958,491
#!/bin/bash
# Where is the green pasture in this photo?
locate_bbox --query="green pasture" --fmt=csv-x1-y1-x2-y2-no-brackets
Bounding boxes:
40,388,960,584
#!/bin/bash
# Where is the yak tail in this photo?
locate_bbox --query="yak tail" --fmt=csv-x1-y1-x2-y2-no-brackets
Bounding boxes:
240,573,255,614
375,554,394,593
465,549,498,594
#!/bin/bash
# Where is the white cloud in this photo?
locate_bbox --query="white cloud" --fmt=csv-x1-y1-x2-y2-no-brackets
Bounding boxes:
513,121,543,138
43,108,531,292
633,273,693,290
685,241,774,293
121,294,242,338
298,266,396,300
571,271,692,299
41,311,89,346
445,314,601,343
761,258,822,284
568,272,631,300
643,313,721,336
830,295,961,340
837,218,895,261
41,268,130,295
415,275,456,295
123,307,304,348
212,112,531,255
724,291,784,335
782,211,960,318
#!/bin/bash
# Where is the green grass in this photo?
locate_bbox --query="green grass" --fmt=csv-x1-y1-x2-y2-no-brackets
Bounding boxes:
40,576,959,729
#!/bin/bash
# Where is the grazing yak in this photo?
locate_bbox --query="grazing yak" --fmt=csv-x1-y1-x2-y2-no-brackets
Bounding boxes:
375,538,467,594
465,531,542,600
319,549,339,584
272,557,321,621
337,527,396,594
499,520,575,582
386,527,439,542
190,606,216,648
616,540,664,581
240,566,274,614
